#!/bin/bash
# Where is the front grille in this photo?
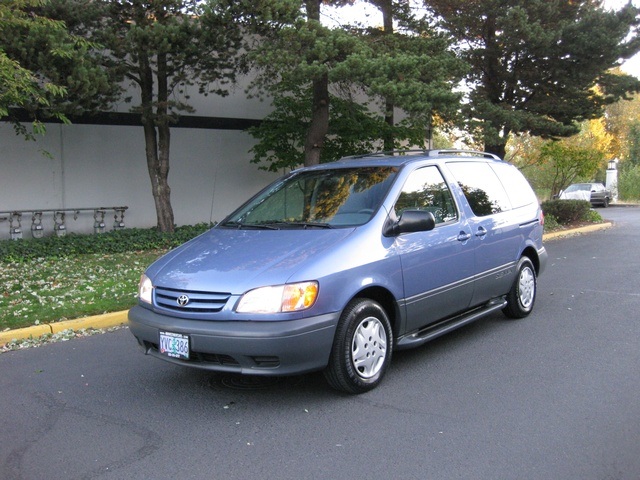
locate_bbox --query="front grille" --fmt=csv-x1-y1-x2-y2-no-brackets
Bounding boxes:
154,286,231,313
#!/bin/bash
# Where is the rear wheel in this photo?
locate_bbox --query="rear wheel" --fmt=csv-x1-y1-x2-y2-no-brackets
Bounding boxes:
503,257,537,319
324,298,393,394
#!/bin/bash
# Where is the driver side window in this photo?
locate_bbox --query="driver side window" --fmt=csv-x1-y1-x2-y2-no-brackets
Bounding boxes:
394,166,458,224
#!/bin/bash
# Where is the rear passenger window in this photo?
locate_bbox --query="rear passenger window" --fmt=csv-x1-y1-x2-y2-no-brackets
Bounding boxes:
394,166,458,224
446,162,511,216
490,163,538,209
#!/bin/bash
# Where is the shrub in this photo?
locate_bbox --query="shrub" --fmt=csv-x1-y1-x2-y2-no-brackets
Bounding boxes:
618,165,640,201
541,199,592,224
543,213,560,231
0,223,213,263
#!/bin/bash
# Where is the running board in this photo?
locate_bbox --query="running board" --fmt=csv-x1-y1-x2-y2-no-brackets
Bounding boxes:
396,298,508,350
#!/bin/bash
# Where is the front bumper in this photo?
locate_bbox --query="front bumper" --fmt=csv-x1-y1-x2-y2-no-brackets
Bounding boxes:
128,305,339,376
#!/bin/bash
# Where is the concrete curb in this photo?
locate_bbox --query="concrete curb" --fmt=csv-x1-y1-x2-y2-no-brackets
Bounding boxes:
0,221,616,346
0,310,128,346
543,221,613,241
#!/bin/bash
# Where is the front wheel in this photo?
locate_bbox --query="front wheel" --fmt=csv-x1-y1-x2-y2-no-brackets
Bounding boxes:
503,257,537,319
324,299,393,394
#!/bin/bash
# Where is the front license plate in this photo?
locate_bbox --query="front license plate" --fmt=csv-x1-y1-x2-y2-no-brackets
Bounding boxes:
159,331,189,360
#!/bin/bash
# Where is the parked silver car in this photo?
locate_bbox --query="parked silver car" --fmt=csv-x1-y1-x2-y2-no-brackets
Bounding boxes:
559,183,611,207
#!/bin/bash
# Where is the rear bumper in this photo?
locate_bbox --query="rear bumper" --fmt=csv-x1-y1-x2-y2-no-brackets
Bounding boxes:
128,305,339,376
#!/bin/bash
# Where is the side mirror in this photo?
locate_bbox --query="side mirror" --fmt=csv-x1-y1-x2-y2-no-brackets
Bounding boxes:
383,210,436,237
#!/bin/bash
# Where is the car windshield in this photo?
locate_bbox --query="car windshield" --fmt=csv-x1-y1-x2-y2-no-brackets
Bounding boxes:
221,167,398,228
564,183,591,192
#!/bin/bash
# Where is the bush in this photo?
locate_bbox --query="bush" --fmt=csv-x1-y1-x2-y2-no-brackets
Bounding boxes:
618,165,640,201
541,199,593,224
543,213,560,231
0,223,213,263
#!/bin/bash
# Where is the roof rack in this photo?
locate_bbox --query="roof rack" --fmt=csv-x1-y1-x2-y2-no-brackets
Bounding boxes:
341,149,503,161
340,149,427,159
427,149,503,161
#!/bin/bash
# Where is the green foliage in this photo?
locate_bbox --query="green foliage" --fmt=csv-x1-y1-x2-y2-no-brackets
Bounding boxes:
539,140,605,196
245,1,465,170
426,0,640,157
0,0,120,137
618,164,640,200
249,91,431,170
541,199,593,225
583,208,604,224
627,121,640,167
0,224,212,264
543,213,560,231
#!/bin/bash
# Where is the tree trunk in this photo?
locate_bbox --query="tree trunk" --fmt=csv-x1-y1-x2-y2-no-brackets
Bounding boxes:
143,121,174,233
139,50,175,232
484,141,507,160
304,0,329,167
380,0,394,151
304,72,330,166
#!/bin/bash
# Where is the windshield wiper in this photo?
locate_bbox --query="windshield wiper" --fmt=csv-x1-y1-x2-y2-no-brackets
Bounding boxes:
221,221,333,230
220,221,280,230
274,221,334,229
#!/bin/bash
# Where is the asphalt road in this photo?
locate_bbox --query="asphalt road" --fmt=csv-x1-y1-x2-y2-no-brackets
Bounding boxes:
1,207,639,480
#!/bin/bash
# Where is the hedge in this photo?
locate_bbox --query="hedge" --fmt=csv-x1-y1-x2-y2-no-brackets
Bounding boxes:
0,223,213,263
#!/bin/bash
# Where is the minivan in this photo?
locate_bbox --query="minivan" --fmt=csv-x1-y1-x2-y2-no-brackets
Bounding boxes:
129,150,547,393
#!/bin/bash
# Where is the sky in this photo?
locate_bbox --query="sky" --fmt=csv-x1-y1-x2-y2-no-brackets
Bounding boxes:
604,0,640,77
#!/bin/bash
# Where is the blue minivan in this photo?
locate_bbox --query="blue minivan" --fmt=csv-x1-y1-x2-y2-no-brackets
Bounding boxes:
129,150,547,393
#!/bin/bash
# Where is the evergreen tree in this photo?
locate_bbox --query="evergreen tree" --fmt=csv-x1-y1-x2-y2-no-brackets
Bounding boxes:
425,0,640,158
247,0,465,171
0,0,118,139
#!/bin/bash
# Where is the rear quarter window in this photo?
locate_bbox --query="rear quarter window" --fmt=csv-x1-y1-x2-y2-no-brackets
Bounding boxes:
446,161,511,216
489,162,538,209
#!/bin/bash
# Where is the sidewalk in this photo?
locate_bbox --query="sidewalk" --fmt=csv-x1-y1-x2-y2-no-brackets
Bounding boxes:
0,221,615,346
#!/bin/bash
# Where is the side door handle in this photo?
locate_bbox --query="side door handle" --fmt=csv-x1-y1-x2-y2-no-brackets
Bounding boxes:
475,226,487,238
457,231,472,242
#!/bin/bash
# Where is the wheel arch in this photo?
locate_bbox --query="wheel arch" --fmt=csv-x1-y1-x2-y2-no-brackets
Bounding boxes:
521,245,541,274
349,286,401,337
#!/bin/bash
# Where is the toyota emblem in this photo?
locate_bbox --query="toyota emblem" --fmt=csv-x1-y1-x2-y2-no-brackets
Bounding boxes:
176,294,190,307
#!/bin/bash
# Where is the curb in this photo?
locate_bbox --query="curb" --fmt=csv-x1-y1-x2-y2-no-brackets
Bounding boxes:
0,310,128,346
543,221,613,241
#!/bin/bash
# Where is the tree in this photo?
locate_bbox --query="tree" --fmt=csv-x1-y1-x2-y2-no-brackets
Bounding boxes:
247,0,465,171
425,0,640,158
356,0,466,150
247,0,363,169
627,121,640,167
541,140,605,197
597,76,640,165
0,0,118,139
49,0,245,232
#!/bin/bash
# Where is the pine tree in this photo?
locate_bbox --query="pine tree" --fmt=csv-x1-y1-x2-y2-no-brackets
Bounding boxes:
426,0,640,158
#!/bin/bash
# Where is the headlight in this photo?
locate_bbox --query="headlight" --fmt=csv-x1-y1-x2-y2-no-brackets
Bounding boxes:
236,281,318,314
138,274,153,304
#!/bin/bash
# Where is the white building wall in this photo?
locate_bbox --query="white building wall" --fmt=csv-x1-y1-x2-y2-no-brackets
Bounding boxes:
0,120,281,240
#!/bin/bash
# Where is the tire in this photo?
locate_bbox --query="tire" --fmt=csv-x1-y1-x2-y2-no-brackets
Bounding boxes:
603,197,609,208
324,299,393,394
503,257,537,319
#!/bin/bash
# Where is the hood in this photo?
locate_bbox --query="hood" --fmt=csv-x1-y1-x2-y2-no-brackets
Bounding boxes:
146,227,355,294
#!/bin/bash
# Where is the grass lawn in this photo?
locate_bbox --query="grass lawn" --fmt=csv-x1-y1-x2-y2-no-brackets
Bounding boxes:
1,250,164,331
